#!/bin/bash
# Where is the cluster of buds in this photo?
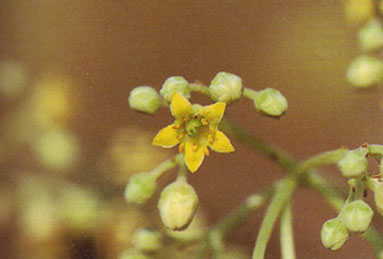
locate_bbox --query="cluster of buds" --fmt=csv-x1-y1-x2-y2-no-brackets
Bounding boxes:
129,72,287,117
344,2,383,88
321,200,374,250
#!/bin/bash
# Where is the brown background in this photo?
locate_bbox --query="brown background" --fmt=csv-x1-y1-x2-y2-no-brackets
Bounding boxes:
1,0,383,258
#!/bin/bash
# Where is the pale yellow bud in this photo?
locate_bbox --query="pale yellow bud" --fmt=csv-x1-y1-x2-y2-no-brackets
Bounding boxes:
209,72,243,104
129,86,162,114
160,76,190,102
347,55,383,88
359,19,383,51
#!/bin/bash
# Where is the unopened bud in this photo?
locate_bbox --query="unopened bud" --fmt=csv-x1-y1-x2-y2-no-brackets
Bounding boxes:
347,55,383,88
321,218,349,251
254,88,288,116
118,249,149,259
340,200,373,233
160,76,190,102
343,0,374,24
124,173,156,204
158,181,198,230
359,19,383,51
209,72,243,104
368,177,383,215
337,149,368,178
129,86,162,114
132,228,161,252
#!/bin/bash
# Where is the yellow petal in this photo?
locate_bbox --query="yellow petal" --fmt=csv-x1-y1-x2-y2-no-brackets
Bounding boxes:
171,93,193,120
209,130,235,153
152,124,180,148
199,102,226,126
184,142,205,173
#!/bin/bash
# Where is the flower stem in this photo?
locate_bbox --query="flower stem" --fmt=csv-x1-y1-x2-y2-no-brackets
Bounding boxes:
297,149,346,174
151,154,183,180
252,177,297,259
280,202,296,259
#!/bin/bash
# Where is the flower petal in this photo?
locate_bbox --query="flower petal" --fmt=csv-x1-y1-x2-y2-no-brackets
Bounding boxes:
198,102,226,126
184,142,205,173
209,130,235,153
152,124,180,148
171,93,193,120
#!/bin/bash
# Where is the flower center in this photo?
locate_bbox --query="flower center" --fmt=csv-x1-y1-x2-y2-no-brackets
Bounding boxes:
185,118,202,137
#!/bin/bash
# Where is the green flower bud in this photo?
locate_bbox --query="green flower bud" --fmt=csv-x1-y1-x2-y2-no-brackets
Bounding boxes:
321,218,349,251
337,149,368,178
370,177,383,215
346,55,383,88
209,72,243,104
254,88,288,116
124,173,156,205
340,200,374,233
118,249,149,259
358,19,383,51
133,228,161,252
160,76,190,102
158,181,199,230
129,86,162,114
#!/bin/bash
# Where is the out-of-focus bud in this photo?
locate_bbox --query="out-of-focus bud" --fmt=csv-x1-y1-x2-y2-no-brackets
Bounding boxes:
254,88,288,116
0,60,27,99
160,76,190,102
321,218,349,251
158,181,199,230
369,176,383,215
132,228,161,252
347,55,383,88
129,86,162,114
340,200,374,233
209,72,243,104
343,0,374,24
118,249,149,259
337,149,368,178
124,173,156,205
359,19,383,51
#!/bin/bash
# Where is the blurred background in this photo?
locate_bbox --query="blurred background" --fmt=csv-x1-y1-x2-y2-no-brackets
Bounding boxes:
0,0,382,258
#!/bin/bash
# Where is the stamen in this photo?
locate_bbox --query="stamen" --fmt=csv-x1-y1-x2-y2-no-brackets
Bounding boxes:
204,146,210,156
172,124,181,129
208,134,214,144
179,143,184,153
177,134,184,140
184,117,190,123
192,143,198,152
209,128,215,135
201,119,208,125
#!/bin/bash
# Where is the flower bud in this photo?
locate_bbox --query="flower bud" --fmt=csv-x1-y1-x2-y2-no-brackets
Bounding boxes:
254,88,288,116
129,86,162,114
160,76,190,102
346,55,383,88
118,249,149,259
370,177,383,215
158,181,198,230
337,149,368,178
209,72,243,104
359,19,383,51
321,218,349,251
340,200,373,233
343,0,374,24
124,173,156,205
132,228,161,252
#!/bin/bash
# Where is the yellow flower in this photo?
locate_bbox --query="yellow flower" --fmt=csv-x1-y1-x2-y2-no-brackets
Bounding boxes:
153,93,235,173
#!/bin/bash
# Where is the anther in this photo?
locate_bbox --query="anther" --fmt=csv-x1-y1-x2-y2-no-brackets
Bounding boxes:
177,134,184,140
179,143,184,153
209,128,215,135
172,124,180,129
192,143,198,152
201,119,208,125
184,117,190,123
204,146,210,156
208,134,214,144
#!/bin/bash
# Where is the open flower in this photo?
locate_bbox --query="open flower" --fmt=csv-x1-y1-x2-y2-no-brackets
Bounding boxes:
153,93,234,172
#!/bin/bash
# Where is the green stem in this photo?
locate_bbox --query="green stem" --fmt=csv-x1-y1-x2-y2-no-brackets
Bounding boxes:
297,149,346,175
190,83,210,96
220,117,296,172
243,88,259,100
280,202,296,259
252,177,297,259
151,154,183,180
